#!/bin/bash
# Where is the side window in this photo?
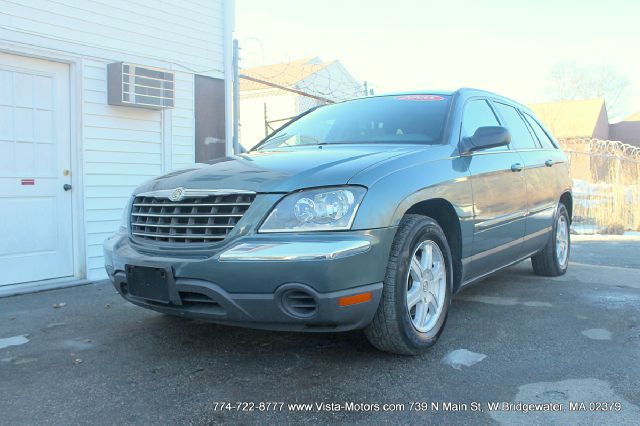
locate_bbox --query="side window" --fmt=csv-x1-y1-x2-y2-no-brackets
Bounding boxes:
523,113,557,149
461,99,500,139
493,102,537,150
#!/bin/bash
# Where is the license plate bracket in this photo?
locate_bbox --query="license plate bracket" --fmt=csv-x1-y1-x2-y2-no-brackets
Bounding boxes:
126,265,173,304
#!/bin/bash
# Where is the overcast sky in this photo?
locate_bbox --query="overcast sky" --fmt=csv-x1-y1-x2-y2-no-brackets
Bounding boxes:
236,0,640,119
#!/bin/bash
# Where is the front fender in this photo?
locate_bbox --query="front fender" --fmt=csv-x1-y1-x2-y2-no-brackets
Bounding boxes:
349,154,474,236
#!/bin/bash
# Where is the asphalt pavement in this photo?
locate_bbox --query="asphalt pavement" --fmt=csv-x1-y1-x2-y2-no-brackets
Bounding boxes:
1,235,639,425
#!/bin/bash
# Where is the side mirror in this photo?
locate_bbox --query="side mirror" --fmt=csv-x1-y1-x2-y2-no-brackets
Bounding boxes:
460,126,511,155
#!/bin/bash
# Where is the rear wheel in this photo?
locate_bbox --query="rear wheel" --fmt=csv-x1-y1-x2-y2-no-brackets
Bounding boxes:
365,215,452,355
531,203,570,276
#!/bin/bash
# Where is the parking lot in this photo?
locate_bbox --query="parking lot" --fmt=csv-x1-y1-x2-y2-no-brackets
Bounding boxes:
1,236,639,425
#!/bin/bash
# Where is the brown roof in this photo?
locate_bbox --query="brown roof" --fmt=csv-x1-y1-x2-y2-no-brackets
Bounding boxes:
240,57,332,91
528,99,608,138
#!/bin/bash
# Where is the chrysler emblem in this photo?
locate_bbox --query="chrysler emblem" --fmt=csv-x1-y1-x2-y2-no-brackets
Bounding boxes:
169,187,186,202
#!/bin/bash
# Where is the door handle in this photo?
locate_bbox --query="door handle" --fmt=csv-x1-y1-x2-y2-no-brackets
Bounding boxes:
510,163,523,172
63,184,72,191
545,159,555,167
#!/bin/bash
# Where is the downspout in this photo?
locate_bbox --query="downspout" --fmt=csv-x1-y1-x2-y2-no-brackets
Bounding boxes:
232,39,240,154
223,0,235,156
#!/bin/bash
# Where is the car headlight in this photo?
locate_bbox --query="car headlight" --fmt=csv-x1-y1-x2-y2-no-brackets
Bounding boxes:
259,186,366,232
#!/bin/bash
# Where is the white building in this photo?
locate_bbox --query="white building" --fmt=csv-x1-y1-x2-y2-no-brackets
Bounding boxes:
0,0,235,295
239,57,363,149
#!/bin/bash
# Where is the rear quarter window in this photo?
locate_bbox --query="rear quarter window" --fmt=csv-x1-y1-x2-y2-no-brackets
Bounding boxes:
523,113,557,149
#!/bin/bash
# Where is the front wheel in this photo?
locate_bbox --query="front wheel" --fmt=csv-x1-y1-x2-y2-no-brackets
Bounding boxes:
531,203,570,276
364,215,452,355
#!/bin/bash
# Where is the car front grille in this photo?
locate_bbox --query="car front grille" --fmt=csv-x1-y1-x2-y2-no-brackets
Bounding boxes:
130,192,255,244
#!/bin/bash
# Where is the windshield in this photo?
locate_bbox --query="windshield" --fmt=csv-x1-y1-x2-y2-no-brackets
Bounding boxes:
253,94,452,151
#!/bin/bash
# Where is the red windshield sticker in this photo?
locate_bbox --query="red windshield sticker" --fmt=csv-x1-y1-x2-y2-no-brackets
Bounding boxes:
396,95,445,101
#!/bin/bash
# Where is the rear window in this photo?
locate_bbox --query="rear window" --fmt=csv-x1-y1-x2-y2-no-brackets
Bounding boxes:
253,95,452,150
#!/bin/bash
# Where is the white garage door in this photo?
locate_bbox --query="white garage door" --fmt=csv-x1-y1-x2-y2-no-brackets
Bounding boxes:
0,53,73,286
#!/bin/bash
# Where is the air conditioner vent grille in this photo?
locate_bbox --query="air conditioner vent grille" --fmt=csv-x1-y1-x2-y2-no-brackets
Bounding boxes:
108,62,175,109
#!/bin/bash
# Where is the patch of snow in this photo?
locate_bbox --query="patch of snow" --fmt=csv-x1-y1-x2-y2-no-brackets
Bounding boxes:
571,223,600,235
581,329,612,340
522,301,553,307
45,322,67,329
572,233,640,242
441,349,487,370
0,335,29,350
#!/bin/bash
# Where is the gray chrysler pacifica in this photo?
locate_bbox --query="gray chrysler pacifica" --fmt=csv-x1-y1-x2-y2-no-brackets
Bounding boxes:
104,88,572,354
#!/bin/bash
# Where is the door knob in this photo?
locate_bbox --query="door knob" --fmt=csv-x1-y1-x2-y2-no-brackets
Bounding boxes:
510,163,523,172
63,184,72,191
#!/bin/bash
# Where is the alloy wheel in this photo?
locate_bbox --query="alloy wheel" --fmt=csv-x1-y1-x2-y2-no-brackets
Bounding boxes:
556,215,569,267
406,240,447,333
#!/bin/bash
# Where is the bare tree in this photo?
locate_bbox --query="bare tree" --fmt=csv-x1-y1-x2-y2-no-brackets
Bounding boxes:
546,62,632,120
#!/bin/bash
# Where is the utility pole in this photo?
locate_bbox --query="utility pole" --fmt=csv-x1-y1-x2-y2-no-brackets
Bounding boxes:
232,39,240,155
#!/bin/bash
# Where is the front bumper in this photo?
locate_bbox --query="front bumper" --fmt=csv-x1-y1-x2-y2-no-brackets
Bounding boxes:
104,228,395,331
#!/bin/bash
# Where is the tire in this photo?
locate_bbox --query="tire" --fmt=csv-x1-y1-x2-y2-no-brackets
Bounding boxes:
364,214,452,355
531,203,570,277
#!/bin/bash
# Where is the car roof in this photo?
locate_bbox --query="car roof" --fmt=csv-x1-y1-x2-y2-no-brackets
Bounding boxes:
364,88,532,113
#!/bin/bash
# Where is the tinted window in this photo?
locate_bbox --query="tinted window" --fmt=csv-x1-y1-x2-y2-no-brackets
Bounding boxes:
523,113,557,149
493,102,537,149
254,95,451,150
461,99,500,139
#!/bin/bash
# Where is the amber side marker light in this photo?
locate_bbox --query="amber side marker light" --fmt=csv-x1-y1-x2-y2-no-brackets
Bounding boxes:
338,292,372,307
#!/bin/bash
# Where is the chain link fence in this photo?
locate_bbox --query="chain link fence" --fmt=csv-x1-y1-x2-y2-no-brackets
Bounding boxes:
560,138,640,234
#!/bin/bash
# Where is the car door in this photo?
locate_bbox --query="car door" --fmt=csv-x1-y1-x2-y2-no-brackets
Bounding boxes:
520,111,566,253
462,99,527,279
492,102,557,255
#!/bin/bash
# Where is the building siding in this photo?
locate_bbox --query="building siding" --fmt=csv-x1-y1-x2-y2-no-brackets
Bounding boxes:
0,0,224,77
610,121,640,147
0,0,228,282
81,58,165,279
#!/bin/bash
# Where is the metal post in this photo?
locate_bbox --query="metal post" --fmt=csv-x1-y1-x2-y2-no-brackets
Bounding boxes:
232,39,240,155
222,0,234,157
263,103,268,137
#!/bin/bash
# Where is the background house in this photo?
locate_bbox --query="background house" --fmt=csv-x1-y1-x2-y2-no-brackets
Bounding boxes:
239,57,363,149
528,99,610,140
0,0,234,295
528,99,640,148
610,111,640,147
528,99,614,181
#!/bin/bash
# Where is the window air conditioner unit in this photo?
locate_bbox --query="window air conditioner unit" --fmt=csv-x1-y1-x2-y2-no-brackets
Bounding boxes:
108,62,175,109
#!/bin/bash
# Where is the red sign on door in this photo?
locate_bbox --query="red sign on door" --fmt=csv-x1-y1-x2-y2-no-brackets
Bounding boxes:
21,179,35,185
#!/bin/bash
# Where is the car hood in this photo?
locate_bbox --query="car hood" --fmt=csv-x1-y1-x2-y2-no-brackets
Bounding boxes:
135,144,429,194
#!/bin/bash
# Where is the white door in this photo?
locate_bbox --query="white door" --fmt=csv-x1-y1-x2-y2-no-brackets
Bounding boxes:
0,53,73,286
